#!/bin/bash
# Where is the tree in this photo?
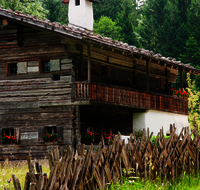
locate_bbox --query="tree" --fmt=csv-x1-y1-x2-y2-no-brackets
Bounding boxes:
187,0,200,47
137,0,189,59
93,16,123,41
116,0,139,46
93,0,125,21
179,37,200,89
43,0,68,24
0,0,48,19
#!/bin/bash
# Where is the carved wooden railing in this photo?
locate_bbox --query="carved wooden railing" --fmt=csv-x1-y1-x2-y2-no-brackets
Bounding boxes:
72,82,188,115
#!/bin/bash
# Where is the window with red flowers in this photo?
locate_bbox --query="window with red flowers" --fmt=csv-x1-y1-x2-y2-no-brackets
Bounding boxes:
38,125,63,144
2,128,15,144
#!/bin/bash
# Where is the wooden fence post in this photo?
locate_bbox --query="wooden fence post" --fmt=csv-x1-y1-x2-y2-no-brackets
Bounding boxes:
172,161,174,182
144,154,146,184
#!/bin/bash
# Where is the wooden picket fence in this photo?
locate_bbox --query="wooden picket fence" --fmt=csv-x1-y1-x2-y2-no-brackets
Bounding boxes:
7,125,200,190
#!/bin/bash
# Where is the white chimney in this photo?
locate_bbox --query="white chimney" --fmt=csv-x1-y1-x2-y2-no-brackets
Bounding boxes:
62,0,99,31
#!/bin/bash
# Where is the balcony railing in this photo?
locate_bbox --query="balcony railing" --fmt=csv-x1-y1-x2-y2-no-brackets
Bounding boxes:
72,82,188,115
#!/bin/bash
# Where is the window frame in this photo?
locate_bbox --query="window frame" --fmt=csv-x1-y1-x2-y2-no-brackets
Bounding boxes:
39,59,51,74
38,125,63,144
44,126,57,143
6,62,17,76
1,127,17,144
3,128,14,136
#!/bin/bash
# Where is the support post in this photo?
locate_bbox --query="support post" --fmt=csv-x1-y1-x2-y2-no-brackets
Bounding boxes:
180,70,183,90
87,45,91,82
146,60,149,92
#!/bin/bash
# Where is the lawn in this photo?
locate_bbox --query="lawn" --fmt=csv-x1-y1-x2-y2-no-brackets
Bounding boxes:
0,158,50,189
1,159,200,190
108,175,200,190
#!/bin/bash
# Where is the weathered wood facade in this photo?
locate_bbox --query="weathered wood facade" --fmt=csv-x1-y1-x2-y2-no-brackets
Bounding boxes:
0,8,199,159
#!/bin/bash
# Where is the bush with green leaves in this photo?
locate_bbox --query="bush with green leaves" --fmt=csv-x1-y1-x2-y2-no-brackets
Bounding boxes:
0,0,48,20
150,135,170,147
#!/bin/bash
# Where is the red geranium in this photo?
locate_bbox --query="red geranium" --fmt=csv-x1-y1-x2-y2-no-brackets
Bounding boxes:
170,88,190,98
85,131,95,142
103,133,113,141
43,132,57,142
2,135,15,143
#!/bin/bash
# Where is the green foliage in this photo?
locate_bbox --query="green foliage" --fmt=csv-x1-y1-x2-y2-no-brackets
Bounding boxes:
150,135,170,147
180,37,200,88
133,129,144,140
107,173,200,189
93,16,123,41
94,0,140,46
186,73,200,129
2,135,15,143
137,0,186,59
42,0,68,24
116,0,139,46
0,0,48,19
93,0,125,21
43,132,57,142
85,131,95,141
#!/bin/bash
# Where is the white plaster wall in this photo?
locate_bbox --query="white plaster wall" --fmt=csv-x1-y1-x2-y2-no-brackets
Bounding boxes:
133,113,146,131
133,110,189,136
68,0,93,30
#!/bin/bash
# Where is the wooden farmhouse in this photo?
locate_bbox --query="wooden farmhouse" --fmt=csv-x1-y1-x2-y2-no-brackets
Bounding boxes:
0,1,200,160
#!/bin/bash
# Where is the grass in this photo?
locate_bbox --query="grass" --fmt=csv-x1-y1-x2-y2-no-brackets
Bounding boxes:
1,158,200,190
107,174,200,190
0,158,50,189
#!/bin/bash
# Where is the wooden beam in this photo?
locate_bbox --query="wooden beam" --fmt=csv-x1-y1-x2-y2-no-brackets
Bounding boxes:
80,48,83,80
180,70,183,90
87,45,91,82
146,60,149,92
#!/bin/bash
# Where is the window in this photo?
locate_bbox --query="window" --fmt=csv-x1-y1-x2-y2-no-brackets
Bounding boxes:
38,126,63,144
42,61,51,73
2,128,15,144
39,59,60,74
6,62,27,76
46,126,57,134
44,126,57,142
3,128,14,136
75,0,80,6
9,63,17,75
53,74,60,81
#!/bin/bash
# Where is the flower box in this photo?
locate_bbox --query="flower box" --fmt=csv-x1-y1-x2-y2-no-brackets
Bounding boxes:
170,88,190,98
85,131,95,144
43,132,57,142
2,134,15,144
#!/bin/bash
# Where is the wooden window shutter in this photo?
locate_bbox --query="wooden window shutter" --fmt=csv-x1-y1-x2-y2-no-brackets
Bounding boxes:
50,59,60,71
17,62,27,74
0,128,2,145
15,128,21,144
38,127,45,144
57,126,63,143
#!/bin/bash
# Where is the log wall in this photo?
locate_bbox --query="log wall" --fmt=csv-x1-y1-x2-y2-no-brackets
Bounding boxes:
0,22,75,159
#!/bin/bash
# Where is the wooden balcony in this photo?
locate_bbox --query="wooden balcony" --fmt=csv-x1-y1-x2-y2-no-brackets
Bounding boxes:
72,82,188,115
